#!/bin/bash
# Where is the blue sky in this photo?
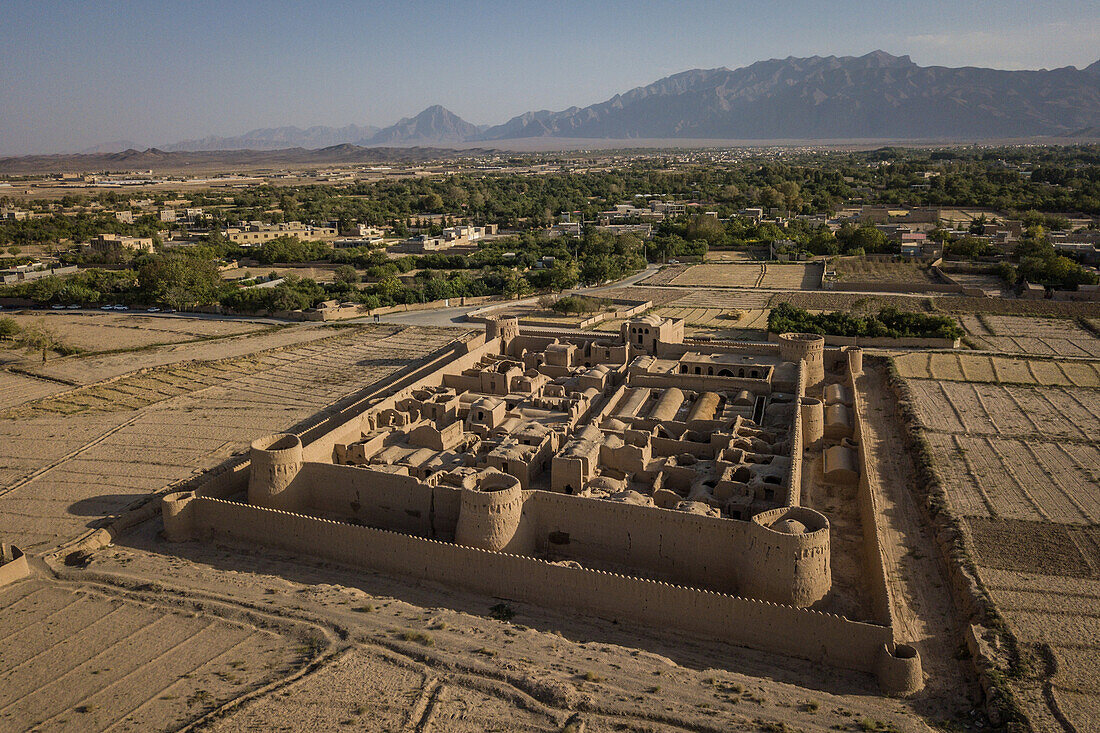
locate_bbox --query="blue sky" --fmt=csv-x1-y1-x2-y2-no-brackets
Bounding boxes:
1,0,1098,154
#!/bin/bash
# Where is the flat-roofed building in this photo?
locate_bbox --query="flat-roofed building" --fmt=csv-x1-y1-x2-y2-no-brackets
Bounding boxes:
88,233,155,254
224,223,338,245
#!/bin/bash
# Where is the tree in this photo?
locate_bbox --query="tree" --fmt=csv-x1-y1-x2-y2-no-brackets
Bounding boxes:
333,264,359,285
18,324,62,363
684,214,725,244
0,316,19,340
545,260,579,291
138,252,224,308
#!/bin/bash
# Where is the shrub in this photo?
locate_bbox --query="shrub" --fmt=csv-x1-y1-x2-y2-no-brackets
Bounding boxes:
551,295,606,315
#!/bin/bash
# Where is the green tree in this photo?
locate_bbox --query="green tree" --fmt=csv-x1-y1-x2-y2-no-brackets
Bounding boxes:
0,316,19,340
684,214,725,244
18,324,62,363
138,252,224,308
333,264,359,285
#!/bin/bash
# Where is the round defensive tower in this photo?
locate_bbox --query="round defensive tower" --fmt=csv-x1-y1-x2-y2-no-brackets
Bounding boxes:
843,345,863,376
161,490,195,542
778,333,825,389
876,642,924,695
743,506,831,607
248,433,304,512
455,471,527,553
485,316,520,345
799,396,824,448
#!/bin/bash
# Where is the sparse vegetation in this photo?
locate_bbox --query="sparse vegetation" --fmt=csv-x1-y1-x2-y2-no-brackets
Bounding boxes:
398,630,435,647
489,602,515,621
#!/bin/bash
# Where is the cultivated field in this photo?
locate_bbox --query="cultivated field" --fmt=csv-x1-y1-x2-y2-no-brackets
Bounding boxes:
959,314,1100,357
224,264,345,283
831,257,938,284
940,270,1006,296
894,352,1100,387
5,321,344,386
0,579,306,732
668,262,822,290
923,432,1100,523
897,353,1100,729
702,249,758,263
673,289,773,309
653,306,769,331
776,291,931,313
1,312,267,353
0,371,68,409
0,324,467,551
904,379,1100,442
640,264,690,286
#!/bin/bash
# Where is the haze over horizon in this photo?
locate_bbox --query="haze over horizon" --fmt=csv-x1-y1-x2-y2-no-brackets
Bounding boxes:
1,0,1098,155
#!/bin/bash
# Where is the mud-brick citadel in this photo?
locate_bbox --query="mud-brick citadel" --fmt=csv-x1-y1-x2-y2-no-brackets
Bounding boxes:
162,315,923,693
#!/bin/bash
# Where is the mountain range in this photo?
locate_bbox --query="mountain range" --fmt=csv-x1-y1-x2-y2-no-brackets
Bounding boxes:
56,51,1100,154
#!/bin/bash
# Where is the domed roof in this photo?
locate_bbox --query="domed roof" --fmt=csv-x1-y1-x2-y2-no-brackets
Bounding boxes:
770,518,807,534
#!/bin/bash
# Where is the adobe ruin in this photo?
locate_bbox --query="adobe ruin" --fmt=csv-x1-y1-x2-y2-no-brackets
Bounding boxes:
162,315,922,693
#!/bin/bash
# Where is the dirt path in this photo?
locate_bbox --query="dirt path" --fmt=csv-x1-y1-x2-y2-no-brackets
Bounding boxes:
856,362,978,718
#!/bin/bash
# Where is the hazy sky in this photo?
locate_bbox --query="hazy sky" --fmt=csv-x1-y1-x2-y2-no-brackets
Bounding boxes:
2,0,1098,155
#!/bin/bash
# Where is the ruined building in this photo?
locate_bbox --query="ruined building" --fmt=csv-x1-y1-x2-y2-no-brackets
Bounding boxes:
162,315,922,693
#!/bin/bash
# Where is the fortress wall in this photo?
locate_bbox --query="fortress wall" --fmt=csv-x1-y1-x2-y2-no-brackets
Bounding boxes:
847,363,895,628
783,362,806,507
185,496,893,679
528,492,745,594
193,459,251,499
297,463,446,537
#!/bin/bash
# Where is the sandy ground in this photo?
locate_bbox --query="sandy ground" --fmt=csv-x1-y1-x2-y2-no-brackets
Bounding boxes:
35,517,957,733
855,364,977,712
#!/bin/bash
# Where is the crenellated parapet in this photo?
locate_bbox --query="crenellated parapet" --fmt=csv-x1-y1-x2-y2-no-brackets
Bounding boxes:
779,333,825,388
485,316,520,348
